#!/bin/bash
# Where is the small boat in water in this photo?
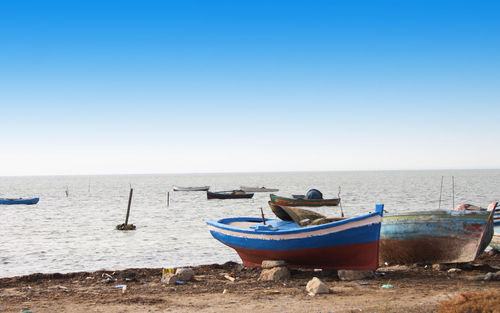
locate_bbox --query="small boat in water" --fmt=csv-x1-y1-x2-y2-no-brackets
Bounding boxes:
173,185,210,191
207,190,254,199
379,202,497,265
0,198,39,205
270,194,340,207
240,186,279,192
207,204,384,270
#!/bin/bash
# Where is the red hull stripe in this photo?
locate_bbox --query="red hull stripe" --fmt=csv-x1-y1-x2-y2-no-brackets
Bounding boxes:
229,241,379,270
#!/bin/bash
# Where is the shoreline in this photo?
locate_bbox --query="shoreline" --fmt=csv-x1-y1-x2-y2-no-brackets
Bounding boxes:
1,252,500,313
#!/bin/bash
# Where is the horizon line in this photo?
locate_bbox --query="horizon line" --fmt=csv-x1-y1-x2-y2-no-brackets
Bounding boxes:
1,168,499,178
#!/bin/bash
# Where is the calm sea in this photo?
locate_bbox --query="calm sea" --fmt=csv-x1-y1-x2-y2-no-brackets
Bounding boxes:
1,170,499,278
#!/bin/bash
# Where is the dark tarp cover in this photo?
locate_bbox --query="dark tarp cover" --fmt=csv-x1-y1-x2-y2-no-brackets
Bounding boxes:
306,189,323,199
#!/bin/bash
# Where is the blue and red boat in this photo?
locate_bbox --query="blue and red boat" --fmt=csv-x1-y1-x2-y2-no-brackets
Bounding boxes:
207,204,384,270
0,198,39,205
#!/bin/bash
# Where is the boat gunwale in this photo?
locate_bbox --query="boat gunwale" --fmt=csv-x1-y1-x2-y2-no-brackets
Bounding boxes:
383,209,492,219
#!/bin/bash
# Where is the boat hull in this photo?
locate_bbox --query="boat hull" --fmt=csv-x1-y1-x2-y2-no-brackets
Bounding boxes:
207,191,254,199
230,241,379,270
380,209,493,264
173,186,210,191
240,186,279,192
490,234,500,251
270,194,340,207
207,205,384,270
0,198,39,205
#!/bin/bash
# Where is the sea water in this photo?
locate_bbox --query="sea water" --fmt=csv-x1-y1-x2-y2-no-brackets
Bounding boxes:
1,170,499,278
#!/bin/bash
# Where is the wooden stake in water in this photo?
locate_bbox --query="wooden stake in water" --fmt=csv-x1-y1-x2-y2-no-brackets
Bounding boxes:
125,188,133,225
452,176,455,208
167,191,170,207
65,186,69,197
438,176,444,209
338,186,344,217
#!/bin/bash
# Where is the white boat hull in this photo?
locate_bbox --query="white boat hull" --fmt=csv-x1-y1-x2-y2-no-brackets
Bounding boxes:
240,186,279,192
173,185,210,191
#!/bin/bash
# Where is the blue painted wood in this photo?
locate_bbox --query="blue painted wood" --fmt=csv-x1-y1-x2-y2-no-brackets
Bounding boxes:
493,204,500,225
0,198,39,205
381,210,491,239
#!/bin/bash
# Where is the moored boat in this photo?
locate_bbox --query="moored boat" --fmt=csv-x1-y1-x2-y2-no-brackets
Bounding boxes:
207,204,384,270
270,193,340,207
379,202,497,265
173,185,210,191
207,190,254,199
240,186,279,192
0,198,39,205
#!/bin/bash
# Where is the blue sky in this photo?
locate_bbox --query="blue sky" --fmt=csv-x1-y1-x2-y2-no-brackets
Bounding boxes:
1,0,499,175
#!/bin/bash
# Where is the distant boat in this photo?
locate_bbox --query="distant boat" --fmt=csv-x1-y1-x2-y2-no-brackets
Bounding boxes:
207,190,254,199
0,198,39,205
379,202,496,265
270,194,340,207
173,185,210,191
240,186,279,192
207,204,384,270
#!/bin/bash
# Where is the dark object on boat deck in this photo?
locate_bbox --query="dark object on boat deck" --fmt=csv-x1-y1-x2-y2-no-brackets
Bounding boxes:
268,201,345,226
292,195,305,199
306,189,323,200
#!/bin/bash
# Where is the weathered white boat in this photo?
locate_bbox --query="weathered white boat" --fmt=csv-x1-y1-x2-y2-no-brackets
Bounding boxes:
240,186,279,192
172,185,210,191
380,202,497,264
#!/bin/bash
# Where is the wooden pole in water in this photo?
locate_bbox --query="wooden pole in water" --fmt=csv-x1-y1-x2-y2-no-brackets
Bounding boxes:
452,176,455,208
438,176,443,209
167,191,170,207
125,188,133,225
338,186,344,217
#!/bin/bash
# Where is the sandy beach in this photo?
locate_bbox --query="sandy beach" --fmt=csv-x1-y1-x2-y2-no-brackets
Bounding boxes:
1,251,499,313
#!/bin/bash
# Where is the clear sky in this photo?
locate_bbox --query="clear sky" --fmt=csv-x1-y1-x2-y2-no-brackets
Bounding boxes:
1,0,499,175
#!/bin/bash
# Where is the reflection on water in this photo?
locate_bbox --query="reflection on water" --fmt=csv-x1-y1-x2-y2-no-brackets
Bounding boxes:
1,170,499,277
